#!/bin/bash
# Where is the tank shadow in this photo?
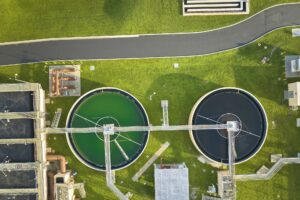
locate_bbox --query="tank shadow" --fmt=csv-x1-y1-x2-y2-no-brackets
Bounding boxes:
143,73,223,125
141,73,223,170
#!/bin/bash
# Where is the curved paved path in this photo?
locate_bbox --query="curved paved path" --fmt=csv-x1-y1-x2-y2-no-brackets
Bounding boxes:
0,4,300,66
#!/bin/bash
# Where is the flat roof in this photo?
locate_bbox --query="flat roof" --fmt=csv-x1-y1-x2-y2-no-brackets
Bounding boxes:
155,164,189,200
285,56,300,78
288,82,300,106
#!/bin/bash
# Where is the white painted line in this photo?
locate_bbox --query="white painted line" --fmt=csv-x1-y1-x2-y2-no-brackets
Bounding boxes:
118,134,141,146
240,129,260,138
74,113,97,126
0,35,140,46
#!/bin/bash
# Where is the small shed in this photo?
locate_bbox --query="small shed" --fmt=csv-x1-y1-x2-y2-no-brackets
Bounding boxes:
286,82,300,107
154,163,189,200
285,56,300,78
292,29,300,37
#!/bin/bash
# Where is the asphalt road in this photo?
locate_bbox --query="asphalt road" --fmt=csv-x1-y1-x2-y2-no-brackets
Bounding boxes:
0,4,300,66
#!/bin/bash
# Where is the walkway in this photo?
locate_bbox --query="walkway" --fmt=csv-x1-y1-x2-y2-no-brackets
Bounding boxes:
235,157,300,181
0,3,300,66
45,124,229,134
132,141,170,182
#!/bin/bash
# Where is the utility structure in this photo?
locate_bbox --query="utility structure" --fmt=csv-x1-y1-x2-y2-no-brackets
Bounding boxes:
45,120,240,200
161,100,169,126
0,85,260,200
0,83,47,200
219,122,238,200
44,98,241,200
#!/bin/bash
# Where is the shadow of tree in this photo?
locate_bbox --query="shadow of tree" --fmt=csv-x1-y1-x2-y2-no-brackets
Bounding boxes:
104,0,136,21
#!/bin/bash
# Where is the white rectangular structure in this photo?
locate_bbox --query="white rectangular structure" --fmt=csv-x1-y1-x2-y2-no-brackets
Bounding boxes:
183,0,249,16
297,118,300,127
154,163,189,200
291,59,300,72
292,29,300,37
288,82,300,107
285,56,300,78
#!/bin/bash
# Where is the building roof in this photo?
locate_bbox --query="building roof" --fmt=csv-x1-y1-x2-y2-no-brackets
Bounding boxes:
285,56,300,78
292,28,300,37
154,163,189,200
288,82,300,107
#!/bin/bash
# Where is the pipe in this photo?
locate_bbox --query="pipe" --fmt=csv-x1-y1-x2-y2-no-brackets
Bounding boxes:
47,155,67,173
47,171,55,200
55,72,60,96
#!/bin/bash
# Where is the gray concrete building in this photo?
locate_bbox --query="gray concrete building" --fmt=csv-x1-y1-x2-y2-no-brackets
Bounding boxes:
285,56,300,78
154,163,189,200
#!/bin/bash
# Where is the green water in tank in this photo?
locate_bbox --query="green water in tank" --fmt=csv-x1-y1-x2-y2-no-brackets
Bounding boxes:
68,90,148,170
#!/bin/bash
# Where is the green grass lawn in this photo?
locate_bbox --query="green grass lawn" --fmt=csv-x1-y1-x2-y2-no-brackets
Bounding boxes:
0,0,299,42
0,27,300,199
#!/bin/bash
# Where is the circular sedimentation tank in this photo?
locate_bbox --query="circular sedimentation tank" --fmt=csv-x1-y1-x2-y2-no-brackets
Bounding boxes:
66,88,149,171
189,88,268,164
